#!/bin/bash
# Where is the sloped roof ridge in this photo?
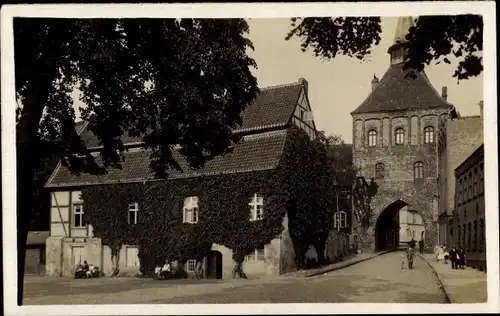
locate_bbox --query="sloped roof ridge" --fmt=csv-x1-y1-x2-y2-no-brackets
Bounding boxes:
259,81,302,91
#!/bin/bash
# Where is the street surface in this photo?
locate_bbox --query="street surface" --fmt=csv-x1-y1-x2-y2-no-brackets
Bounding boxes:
24,251,448,304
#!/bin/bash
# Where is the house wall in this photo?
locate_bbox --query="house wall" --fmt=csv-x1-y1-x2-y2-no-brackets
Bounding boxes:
437,116,483,246
25,247,45,275
352,108,448,252
46,190,293,278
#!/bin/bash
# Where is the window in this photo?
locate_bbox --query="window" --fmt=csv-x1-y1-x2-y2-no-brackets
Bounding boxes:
413,162,424,179
367,130,377,147
394,128,405,145
473,221,478,250
375,163,385,179
462,224,466,248
463,176,468,199
474,168,479,197
333,211,347,229
479,219,485,251
458,179,463,204
245,247,265,261
468,172,473,199
457,228,461,249
73,204,86,228
467,222,472,250
186,259,196,272
128,202,139,225
479,163,484,194
183,196,199,224
249,194,264,221
424,126,435,144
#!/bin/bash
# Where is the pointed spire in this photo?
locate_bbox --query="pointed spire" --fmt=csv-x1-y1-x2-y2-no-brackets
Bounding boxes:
393,16,416,44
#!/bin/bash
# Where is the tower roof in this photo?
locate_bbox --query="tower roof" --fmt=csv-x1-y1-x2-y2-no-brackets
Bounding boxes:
393,16,416,44
351,64,453,114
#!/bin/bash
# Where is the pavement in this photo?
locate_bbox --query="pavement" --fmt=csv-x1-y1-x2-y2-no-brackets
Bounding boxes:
418,253,487,303
23,251,448,304
284,250,390,277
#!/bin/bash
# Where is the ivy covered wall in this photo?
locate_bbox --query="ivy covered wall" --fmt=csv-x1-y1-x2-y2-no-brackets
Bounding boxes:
81,126,337,276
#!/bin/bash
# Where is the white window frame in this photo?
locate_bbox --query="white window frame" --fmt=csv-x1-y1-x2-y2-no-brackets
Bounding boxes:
128,202,139,225
424,126,435,144
394,128,405,145
414,162,424,179
183,196,199,224
367,130,377,147
186,259,196,272
249,193,264,221
333,211,347,229
72,204,86,228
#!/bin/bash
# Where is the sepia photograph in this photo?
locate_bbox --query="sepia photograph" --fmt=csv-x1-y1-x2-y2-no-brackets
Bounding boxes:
1,2,498,315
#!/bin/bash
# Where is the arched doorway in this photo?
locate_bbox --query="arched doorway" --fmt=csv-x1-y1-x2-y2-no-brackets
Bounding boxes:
375,200,408,252
206,251,223,279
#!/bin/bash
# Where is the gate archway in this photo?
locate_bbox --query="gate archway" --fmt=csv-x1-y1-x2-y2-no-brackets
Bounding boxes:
375,199,408,252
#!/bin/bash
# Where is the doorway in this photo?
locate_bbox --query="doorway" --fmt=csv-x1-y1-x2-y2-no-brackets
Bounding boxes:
206,250,223,279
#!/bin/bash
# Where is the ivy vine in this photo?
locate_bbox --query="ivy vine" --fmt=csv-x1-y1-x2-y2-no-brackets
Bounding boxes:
82,126,338,276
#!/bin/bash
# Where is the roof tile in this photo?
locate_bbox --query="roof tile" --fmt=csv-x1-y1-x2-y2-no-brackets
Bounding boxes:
46,130,288,188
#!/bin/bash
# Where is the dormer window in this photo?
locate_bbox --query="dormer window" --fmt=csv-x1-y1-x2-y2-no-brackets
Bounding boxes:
367,130,377,147
395,128,405,145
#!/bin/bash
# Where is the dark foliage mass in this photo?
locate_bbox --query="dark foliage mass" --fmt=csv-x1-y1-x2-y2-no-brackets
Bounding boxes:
81,127,338,276
15,17,258,304
286,15,483,81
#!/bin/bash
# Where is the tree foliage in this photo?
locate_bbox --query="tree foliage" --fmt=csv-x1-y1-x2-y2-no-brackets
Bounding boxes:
81,127,337,276
352,177,379,230
14,17,258,304
286,15,483,81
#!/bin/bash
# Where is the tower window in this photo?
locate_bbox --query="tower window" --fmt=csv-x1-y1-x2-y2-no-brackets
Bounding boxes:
424,126,435,144
367,130,377,147
394,128,405,145
414,161,424,179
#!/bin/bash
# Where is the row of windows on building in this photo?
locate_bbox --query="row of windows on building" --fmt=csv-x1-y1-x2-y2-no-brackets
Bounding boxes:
374,161,425,180
70,194,265,228
455,219,485,252
457,163,485,205
366,126,435,147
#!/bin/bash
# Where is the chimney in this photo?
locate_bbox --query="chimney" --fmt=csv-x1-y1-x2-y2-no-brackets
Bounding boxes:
478,100,484,118
441,86,448,101
298,77,308,94
371,74,379,92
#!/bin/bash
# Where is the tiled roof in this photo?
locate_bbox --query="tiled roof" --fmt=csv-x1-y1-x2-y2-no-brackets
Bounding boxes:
78,82,303,148
46,129,288,188
234,82,302,133
351,64,453,114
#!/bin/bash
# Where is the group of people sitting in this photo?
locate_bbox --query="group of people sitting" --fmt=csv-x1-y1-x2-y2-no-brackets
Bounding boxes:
74,260,100,279
154,260,172,280
435,244,466,270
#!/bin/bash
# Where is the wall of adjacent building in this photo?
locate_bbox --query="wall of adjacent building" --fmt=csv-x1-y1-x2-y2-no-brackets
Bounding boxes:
437,115,483,246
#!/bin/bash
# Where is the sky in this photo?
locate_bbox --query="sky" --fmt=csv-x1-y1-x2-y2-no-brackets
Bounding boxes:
72,17,483,144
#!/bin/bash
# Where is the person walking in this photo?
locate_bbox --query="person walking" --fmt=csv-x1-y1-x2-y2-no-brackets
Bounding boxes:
457,247,466,269
406,244,416,269
449,246,457,269
418,240,424,254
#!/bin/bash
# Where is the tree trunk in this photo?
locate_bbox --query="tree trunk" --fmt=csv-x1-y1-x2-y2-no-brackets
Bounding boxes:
232,260,247,279
111,247,120,277
313,235,327,265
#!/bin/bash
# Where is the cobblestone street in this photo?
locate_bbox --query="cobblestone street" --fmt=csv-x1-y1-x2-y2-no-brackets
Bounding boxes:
24,252,448,304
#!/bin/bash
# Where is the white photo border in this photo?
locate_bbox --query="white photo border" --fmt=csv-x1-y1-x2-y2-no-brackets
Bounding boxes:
2,1,498,315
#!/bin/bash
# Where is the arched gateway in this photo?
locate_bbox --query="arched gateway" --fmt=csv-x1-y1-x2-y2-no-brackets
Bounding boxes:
375,200,407,251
